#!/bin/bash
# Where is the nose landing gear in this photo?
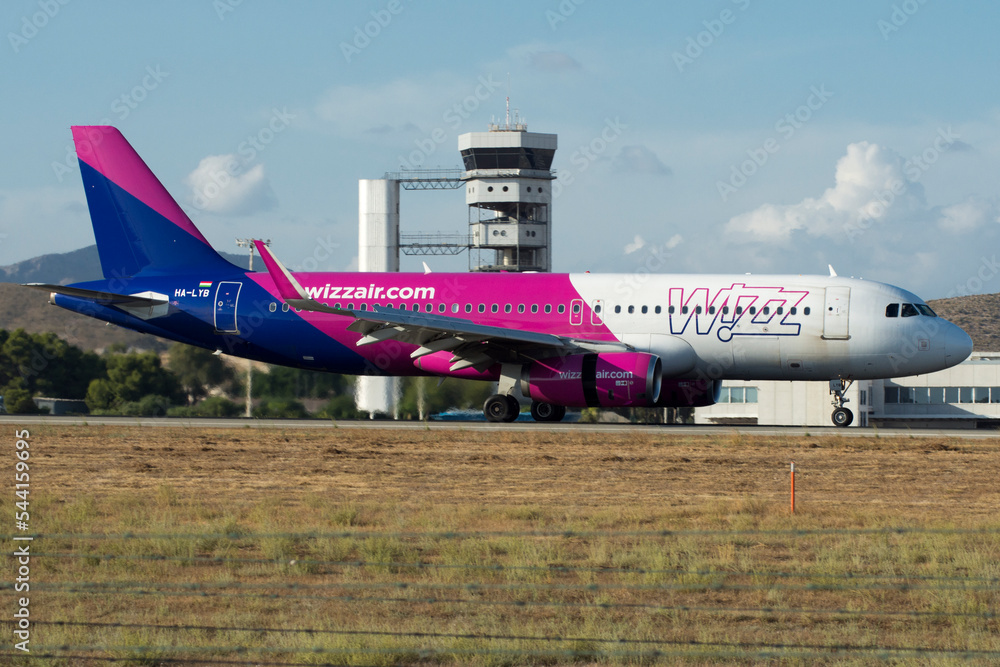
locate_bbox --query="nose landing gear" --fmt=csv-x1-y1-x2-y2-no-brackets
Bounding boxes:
830,379,854,427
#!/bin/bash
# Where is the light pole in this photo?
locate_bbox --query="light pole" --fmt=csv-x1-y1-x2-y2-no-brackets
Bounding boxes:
236,238,270,418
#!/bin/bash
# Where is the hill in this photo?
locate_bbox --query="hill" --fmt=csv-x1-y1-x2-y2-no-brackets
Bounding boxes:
0,244,253,285
928,293,1000,352
0,283,167,351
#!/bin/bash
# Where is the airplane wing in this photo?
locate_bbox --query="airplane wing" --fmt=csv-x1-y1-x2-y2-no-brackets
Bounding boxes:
253,241,631,372
22,283,169,307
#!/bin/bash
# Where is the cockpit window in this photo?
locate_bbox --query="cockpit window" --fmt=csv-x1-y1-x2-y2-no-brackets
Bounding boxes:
916,304,936,317
901,303,919,317
885,303,899,318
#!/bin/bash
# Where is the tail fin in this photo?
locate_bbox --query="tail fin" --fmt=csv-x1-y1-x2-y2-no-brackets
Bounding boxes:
72,126,239,278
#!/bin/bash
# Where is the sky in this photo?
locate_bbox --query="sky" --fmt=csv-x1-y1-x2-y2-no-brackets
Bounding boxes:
2,0,999,299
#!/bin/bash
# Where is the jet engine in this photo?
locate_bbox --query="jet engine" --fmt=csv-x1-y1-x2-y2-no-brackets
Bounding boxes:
520,352,661,408
655,379,722,407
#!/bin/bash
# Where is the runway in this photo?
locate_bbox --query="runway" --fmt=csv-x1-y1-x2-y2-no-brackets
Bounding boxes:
1,415,997,438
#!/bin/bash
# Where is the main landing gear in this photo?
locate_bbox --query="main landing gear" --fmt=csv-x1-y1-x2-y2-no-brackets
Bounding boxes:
830,378,854,427
484,395,567,423
530,400,566,423
484,394,520,423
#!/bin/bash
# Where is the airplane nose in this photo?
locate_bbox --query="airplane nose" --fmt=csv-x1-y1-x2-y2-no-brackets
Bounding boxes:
944,323,973,364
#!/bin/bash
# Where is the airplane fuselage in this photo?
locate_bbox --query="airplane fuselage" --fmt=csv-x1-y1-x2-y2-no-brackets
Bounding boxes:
55,270,970,386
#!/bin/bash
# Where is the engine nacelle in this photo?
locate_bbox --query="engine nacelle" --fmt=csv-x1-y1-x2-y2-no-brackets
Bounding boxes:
520,353,662,408
654,379,722,407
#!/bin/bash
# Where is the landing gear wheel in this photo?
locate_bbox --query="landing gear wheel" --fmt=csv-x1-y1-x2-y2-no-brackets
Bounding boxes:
484,394,521,423
831,407,854,428
530,401,566,422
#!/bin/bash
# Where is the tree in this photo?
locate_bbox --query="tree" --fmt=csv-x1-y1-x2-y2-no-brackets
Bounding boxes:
167,343,238,402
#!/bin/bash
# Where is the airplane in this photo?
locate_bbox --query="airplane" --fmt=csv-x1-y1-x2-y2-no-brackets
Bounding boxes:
25,126,973,426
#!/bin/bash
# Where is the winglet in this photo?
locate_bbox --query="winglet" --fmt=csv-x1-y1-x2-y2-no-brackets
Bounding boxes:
254,240,309,301
828,264,838,277
254,240,354,317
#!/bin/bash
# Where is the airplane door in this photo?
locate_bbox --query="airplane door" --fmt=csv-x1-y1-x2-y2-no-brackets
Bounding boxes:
570,298,584,326
591,299,604,325
214,281,242,333
822,287,850,340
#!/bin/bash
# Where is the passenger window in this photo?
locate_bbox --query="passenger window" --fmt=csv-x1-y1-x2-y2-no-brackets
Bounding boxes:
491,304,499,313
504,304,512,313
669,306,676,314
735,306,743,315
790,307,797,315
695,306,702,314
478,304,485,313
723,306,729,315
655,306,662,314
518,304,525,313
682,306,689,314
628,305,635,314
558,305,565,314
615,305,621,314
641,305,648,314
804,307,810,315
777,306,783,315
439,303,446,313
531,304,538,314
886,303,899,318
465,304,472,313
595,304,602,314
544,305,552,314
709,306,716,315
282,303,290,312
762,307,769,315
452,303,460,313
572,303,580,314
901,303,918,317
269,303,276,312
749,307,756,315
425,304,433,313
399,304,407,311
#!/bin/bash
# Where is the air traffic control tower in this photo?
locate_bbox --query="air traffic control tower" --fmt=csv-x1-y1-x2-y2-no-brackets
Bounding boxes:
460,116,557,272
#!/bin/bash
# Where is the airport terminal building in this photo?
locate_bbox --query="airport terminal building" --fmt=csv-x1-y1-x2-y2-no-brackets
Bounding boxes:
694,352,1000,428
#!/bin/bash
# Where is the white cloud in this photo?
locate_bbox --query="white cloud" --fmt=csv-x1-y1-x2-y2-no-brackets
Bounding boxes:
525,51,581,71
614,145,671,175
184,155,276,216
665,234,684,250
725,141,926,243
937,196,999,233
624,234,646,254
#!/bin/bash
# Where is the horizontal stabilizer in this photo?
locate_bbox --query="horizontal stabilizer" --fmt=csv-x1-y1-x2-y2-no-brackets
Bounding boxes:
23,283,169,307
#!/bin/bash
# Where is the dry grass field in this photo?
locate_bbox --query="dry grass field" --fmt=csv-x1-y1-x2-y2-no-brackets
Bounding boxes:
3,424,1000,665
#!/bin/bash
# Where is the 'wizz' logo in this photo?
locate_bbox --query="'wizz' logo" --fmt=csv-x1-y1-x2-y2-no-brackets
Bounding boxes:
668,284,809,341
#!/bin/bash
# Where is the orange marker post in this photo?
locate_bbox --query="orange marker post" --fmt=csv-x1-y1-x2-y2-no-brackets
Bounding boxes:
790,461,796,514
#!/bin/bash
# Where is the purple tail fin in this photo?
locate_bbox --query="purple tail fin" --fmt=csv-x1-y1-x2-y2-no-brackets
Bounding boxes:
72,126,238,278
